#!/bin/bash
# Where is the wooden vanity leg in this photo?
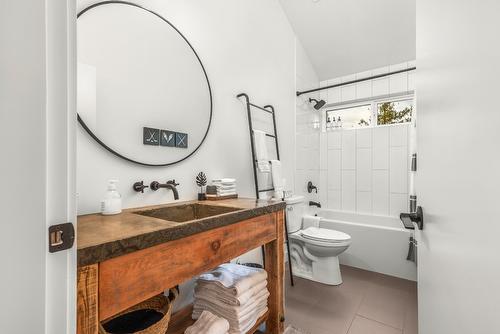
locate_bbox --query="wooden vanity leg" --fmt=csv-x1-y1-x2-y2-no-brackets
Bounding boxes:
77,264,99,334
264,210,285,334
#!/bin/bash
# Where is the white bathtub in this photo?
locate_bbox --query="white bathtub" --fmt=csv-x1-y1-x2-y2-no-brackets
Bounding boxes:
315,209,417,281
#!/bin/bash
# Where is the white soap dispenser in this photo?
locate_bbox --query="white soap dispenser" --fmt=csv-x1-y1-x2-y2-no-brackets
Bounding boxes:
101,179,122,215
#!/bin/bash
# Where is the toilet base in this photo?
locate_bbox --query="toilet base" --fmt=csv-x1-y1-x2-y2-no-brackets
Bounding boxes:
291,255,343,285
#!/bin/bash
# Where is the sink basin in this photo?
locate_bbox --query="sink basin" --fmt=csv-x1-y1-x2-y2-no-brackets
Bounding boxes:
134,203,243,223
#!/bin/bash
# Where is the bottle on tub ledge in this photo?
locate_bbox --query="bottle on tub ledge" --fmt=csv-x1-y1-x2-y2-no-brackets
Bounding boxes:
101,179,122,215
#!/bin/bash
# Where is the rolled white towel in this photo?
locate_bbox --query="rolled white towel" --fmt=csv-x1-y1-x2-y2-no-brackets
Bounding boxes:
197,263,267,296
185,310,229,334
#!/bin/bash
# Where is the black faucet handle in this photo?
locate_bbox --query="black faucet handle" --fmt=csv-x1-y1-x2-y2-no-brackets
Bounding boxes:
167,179,180,186
133,181,149,193
307,181,318,193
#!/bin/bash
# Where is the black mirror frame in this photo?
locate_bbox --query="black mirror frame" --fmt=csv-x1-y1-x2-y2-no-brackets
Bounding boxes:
77,1,213,167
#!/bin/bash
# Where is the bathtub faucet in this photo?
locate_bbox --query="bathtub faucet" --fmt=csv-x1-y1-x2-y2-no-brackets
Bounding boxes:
309,201,321,208
307,181,318,193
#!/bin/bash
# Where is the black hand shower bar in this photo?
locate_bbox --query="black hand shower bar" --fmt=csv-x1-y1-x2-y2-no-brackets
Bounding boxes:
296,67,416,97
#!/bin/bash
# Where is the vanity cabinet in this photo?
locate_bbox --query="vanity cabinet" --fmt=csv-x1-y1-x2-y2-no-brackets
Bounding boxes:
77,199,285,334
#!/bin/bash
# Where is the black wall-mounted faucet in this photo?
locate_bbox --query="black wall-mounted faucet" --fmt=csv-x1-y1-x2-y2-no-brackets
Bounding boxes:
150,179,180,200
309,201,321,208
307,181,318,193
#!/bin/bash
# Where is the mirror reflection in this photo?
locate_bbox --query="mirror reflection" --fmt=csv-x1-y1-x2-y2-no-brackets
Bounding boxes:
77,2,212,166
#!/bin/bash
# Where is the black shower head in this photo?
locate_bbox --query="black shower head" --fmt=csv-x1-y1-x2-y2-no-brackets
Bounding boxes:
309,98,326,110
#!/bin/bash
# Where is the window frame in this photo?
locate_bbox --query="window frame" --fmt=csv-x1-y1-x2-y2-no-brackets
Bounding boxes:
324,93,415,130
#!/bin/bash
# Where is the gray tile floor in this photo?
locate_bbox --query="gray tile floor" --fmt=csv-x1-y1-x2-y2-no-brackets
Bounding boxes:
284,265,418,334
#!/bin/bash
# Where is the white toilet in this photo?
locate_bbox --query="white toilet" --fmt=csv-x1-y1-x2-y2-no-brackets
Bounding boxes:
286,195,351,285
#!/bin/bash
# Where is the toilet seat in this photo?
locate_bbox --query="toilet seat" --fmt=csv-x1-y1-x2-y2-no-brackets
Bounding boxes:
290,228,351,248
300,227,351,244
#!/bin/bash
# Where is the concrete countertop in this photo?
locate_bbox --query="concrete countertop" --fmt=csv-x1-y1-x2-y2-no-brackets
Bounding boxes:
77,198,285,267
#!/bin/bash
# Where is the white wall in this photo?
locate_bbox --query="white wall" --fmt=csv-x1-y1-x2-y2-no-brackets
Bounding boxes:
417,1,500,333
77,0,297,215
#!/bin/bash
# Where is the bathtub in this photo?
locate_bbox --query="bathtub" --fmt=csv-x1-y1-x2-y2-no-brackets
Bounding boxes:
315,209,417,281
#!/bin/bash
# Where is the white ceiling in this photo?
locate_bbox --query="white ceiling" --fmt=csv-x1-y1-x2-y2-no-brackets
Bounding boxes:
280,0,415,80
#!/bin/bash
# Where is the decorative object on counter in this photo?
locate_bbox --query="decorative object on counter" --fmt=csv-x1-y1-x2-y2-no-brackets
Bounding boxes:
206,185,217,195
206,178,238,200
184,310,229,334
150,180,180,200
101,179,122,215
192,263,269,334
99,287,178,334
206,194,238,201
133,181,149,193
196,172,207,200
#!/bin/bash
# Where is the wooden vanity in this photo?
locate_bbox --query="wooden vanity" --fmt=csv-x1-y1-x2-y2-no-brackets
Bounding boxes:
77,198,286,334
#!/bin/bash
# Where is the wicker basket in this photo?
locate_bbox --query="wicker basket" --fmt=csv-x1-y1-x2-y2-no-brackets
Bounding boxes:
99,287,178,334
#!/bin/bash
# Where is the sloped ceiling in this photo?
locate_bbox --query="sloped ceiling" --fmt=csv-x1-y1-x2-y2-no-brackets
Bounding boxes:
280,0,415,80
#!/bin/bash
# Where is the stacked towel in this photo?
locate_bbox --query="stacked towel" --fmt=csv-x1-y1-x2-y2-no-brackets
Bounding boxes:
185,310,229,334
193,263,269,334
211,178,237,197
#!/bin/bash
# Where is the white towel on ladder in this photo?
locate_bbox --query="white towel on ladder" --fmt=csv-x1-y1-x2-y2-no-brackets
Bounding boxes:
253,130,270,173
270,160,283,199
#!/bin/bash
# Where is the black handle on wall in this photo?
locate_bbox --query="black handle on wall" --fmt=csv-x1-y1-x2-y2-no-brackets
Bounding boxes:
400,206,424,230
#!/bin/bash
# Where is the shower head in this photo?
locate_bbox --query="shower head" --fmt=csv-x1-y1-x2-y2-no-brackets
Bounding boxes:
309,98,326,110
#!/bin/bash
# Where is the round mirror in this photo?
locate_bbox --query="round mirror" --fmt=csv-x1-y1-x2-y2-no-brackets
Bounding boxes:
77,1,212,166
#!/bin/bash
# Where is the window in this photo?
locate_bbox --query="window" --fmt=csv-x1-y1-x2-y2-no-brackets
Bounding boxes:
326,104,372,130
377,99,413,125
325,96,414,130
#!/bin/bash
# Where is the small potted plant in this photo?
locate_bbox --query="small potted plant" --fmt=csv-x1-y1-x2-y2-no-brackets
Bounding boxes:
196,172,207,200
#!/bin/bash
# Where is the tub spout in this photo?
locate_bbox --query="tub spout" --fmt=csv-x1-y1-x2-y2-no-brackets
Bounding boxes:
309,201,321,208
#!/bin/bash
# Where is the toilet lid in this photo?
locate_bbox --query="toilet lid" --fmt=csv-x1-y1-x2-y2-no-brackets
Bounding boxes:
300,227,351,243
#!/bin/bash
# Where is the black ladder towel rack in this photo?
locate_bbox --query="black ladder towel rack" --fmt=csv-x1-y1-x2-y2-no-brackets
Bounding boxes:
237,93,294,286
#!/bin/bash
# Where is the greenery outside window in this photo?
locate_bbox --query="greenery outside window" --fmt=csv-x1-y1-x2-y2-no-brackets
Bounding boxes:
377,99,413,125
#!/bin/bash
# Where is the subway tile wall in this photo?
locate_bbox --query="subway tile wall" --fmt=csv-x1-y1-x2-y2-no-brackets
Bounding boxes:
320,124,410,216
317,61,415,216
295,61,415,215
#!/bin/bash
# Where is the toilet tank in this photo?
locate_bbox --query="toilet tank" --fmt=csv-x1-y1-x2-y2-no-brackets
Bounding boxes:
285,195,305,233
